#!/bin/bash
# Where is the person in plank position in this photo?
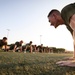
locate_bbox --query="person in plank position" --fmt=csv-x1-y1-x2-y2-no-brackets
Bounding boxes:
0,37,9,51
47,3,75,66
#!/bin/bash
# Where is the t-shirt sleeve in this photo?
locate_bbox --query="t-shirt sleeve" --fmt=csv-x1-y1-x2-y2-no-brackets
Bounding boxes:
61,3,75,25
15,42,18,45
15,42,22,47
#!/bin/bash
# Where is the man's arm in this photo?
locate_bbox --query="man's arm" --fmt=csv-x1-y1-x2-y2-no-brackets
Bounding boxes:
69,14,75,31
70,14,75,58
3,42,8,51
19,46,22,52
13,45,17,52
72,31,75,58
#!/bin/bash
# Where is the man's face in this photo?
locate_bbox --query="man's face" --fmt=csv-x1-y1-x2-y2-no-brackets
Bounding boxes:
41,44,43,47
48,14,59,28
3,39,7,43
20,42,23,44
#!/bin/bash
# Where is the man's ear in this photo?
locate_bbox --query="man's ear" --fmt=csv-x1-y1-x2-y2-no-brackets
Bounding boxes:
52,14,57,20
53,13,57,18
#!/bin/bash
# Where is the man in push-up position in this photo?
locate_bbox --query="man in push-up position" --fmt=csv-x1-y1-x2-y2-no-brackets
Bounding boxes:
47,3,75,67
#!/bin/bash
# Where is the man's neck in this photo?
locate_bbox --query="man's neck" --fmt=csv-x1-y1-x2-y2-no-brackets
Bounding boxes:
59,18,65,25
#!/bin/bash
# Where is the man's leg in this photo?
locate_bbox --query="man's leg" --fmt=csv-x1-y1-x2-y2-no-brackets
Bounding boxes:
30,46,33,53
69,15,75,58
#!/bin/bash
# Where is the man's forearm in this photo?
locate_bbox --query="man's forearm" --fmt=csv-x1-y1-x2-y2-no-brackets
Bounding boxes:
14,45,17,51
73,31,75,58
73,44,75,58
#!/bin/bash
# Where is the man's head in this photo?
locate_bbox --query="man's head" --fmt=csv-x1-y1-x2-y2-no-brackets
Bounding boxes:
20,40,23,44
47,9,64,28
41,44,43,47
2,37,7,42
30,41,32,45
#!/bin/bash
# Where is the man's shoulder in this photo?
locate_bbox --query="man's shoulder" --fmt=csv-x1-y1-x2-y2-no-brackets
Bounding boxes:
0,40,3,43
15,41,19,44
26,43,30,45
0,39,2,41
62,3,75,11
61,3,75,17
15,41,19,43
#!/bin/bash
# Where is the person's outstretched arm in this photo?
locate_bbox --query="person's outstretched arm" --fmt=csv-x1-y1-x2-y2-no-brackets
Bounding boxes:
70,14,75,58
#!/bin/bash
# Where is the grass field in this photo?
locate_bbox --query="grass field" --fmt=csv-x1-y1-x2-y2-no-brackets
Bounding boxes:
0,52,75,75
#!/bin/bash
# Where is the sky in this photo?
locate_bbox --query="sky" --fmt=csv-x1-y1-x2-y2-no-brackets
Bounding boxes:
0,0,75,51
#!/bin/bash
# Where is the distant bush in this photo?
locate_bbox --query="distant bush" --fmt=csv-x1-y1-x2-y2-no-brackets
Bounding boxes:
50,47,65,53
56,48,65,53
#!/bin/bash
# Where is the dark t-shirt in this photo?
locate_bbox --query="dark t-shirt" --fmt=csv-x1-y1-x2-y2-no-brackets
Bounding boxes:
0,40,7,47
38,45,44,52
61,3,75,35
15,42,22,47
25,43,32,48
10,42,22,50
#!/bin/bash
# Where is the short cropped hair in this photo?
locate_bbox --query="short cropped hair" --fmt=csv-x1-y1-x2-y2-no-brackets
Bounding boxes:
30,41,32,43
20,40,23,43
3,37,7,40
47,9,60,17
